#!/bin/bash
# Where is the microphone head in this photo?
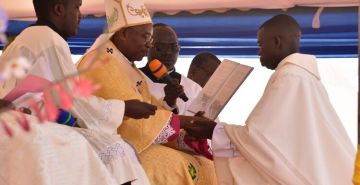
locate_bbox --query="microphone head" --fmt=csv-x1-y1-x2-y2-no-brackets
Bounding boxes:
148,59,168,79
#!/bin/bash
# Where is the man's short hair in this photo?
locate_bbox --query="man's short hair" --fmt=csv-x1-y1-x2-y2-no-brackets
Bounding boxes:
190,52,221,68
153,23,169,28
33,0,66,19
259,14,301,35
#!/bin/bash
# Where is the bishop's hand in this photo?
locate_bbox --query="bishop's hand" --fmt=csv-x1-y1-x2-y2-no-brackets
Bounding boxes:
124,99,157,119
183,119,217,140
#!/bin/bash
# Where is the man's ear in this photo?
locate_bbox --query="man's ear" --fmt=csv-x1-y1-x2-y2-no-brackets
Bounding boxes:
53,3,65,16
111,29,127,44
118,28,129,41
274,36,281,49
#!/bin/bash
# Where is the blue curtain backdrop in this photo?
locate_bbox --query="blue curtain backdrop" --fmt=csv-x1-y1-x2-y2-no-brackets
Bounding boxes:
1,7,358,58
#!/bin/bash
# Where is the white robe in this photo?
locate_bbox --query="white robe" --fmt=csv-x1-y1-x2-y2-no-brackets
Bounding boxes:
212,53,355,185
0,26,123,134
0,112,118,185
0,26,150,185
143,73,202,115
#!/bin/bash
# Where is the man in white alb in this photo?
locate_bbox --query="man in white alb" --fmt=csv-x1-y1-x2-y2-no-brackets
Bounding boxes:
184,14,356,185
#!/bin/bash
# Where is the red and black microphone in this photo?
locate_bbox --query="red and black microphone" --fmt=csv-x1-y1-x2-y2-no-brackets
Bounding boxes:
148,59,188,102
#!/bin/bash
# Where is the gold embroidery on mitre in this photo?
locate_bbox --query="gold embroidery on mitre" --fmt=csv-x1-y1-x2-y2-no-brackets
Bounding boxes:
107,8,119,30
126,3,149,18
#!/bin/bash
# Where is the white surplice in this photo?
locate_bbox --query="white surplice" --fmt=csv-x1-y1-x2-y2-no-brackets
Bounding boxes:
0,112,118,185
0,26,150,185
212,53,355,185
143,73,202,115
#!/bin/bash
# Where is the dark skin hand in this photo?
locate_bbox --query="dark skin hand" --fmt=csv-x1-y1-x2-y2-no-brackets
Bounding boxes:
0,99,15,111
178,114,217,139
16,107,32,115
0,99,31,114
178,115,193,129
124,99,157,119
178,115,209,129
183,119,217,140
194,111,205,117
163,82,185,107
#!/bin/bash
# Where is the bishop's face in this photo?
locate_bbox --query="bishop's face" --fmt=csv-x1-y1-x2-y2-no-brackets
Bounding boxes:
119,23,153,62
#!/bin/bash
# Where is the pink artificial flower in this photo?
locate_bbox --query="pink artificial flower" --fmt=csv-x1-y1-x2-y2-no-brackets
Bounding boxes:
55,84,73,110
0,119,12,137
43,90,59,122
71,77,101,97
11,111,30,132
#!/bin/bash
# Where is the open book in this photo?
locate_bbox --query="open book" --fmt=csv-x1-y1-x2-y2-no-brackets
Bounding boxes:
188,59,253,120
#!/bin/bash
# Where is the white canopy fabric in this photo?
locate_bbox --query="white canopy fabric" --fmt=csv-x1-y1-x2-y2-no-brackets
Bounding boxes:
0,0,358,19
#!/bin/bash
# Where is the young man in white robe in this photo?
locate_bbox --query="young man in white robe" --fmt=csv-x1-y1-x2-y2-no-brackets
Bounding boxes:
0,0,156,184
140,23,202,115
183,14,356,185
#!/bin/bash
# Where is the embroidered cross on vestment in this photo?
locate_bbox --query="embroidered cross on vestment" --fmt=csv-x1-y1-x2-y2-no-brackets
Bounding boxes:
136,80,143,87
106,47,113,54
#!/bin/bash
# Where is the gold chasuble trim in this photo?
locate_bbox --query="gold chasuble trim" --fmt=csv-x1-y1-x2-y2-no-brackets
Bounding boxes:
77,41,171,153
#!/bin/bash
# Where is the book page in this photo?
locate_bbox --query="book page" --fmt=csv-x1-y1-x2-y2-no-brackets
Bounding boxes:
188,59,253,120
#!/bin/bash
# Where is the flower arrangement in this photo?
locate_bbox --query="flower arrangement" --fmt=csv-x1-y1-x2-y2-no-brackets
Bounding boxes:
0,52,110,137
0,7,111,137
0,59,101,137
0,44,111,137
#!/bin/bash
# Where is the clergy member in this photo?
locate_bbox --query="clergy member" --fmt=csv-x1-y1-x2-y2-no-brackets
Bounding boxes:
140,23,202,115
184,14,356,185
77,0,217,184
0,0,154,184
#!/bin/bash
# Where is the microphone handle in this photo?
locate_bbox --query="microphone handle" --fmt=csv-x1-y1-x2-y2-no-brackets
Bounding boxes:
180,93,189,102
162,75,188,102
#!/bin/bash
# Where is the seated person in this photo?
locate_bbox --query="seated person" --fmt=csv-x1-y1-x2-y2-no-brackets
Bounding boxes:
77,0,217,184
140,23,202,115
183,14,355,185
0,0,156,184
